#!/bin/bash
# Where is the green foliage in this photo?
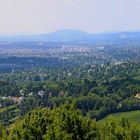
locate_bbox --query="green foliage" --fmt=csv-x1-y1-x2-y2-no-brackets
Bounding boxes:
99,110,140,128
6,105,140,140
0,123,6,139
1,61,140,123
8,105,100,140
45,105,99,140
0,106,19,126
8,108,52,140
100,116,140,140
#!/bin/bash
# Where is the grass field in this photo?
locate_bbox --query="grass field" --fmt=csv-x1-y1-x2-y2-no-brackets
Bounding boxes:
99,110,140,127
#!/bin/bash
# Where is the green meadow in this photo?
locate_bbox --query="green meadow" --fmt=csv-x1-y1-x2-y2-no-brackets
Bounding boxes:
99,110,140,128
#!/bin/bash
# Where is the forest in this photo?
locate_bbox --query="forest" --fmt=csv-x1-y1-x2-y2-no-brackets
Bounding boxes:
0,57,140,139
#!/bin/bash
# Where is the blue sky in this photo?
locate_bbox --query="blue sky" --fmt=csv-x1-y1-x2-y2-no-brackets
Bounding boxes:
0,0,139,34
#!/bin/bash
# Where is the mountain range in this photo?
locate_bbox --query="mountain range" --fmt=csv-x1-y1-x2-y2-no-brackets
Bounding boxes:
0,29,140,43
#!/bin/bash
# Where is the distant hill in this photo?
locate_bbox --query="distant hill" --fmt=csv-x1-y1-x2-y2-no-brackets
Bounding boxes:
0,29,140,43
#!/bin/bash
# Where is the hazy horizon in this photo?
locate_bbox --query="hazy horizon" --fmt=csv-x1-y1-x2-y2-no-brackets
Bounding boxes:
1,29,140,36
0,0,140,34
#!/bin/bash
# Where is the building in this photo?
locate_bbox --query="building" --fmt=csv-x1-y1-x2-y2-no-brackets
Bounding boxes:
135,93,140,99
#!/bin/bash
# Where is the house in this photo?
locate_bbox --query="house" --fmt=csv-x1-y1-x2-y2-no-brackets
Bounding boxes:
0,96,24,104
19,90,24,96
1,97,7,100
58,91,65,97
9,96,24,104
18,96,24,104
10,97,20,103
38,91,45,98
49,92,52,98
135,93,140,99
29,92,33,97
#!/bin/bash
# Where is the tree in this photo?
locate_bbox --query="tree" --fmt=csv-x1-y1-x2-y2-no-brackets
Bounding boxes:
0,123,6,140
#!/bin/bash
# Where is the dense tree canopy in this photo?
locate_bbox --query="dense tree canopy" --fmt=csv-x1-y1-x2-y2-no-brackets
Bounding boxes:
5,105,140,140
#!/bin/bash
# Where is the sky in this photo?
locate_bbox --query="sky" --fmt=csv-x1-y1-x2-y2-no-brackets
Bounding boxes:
0,0,139,34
